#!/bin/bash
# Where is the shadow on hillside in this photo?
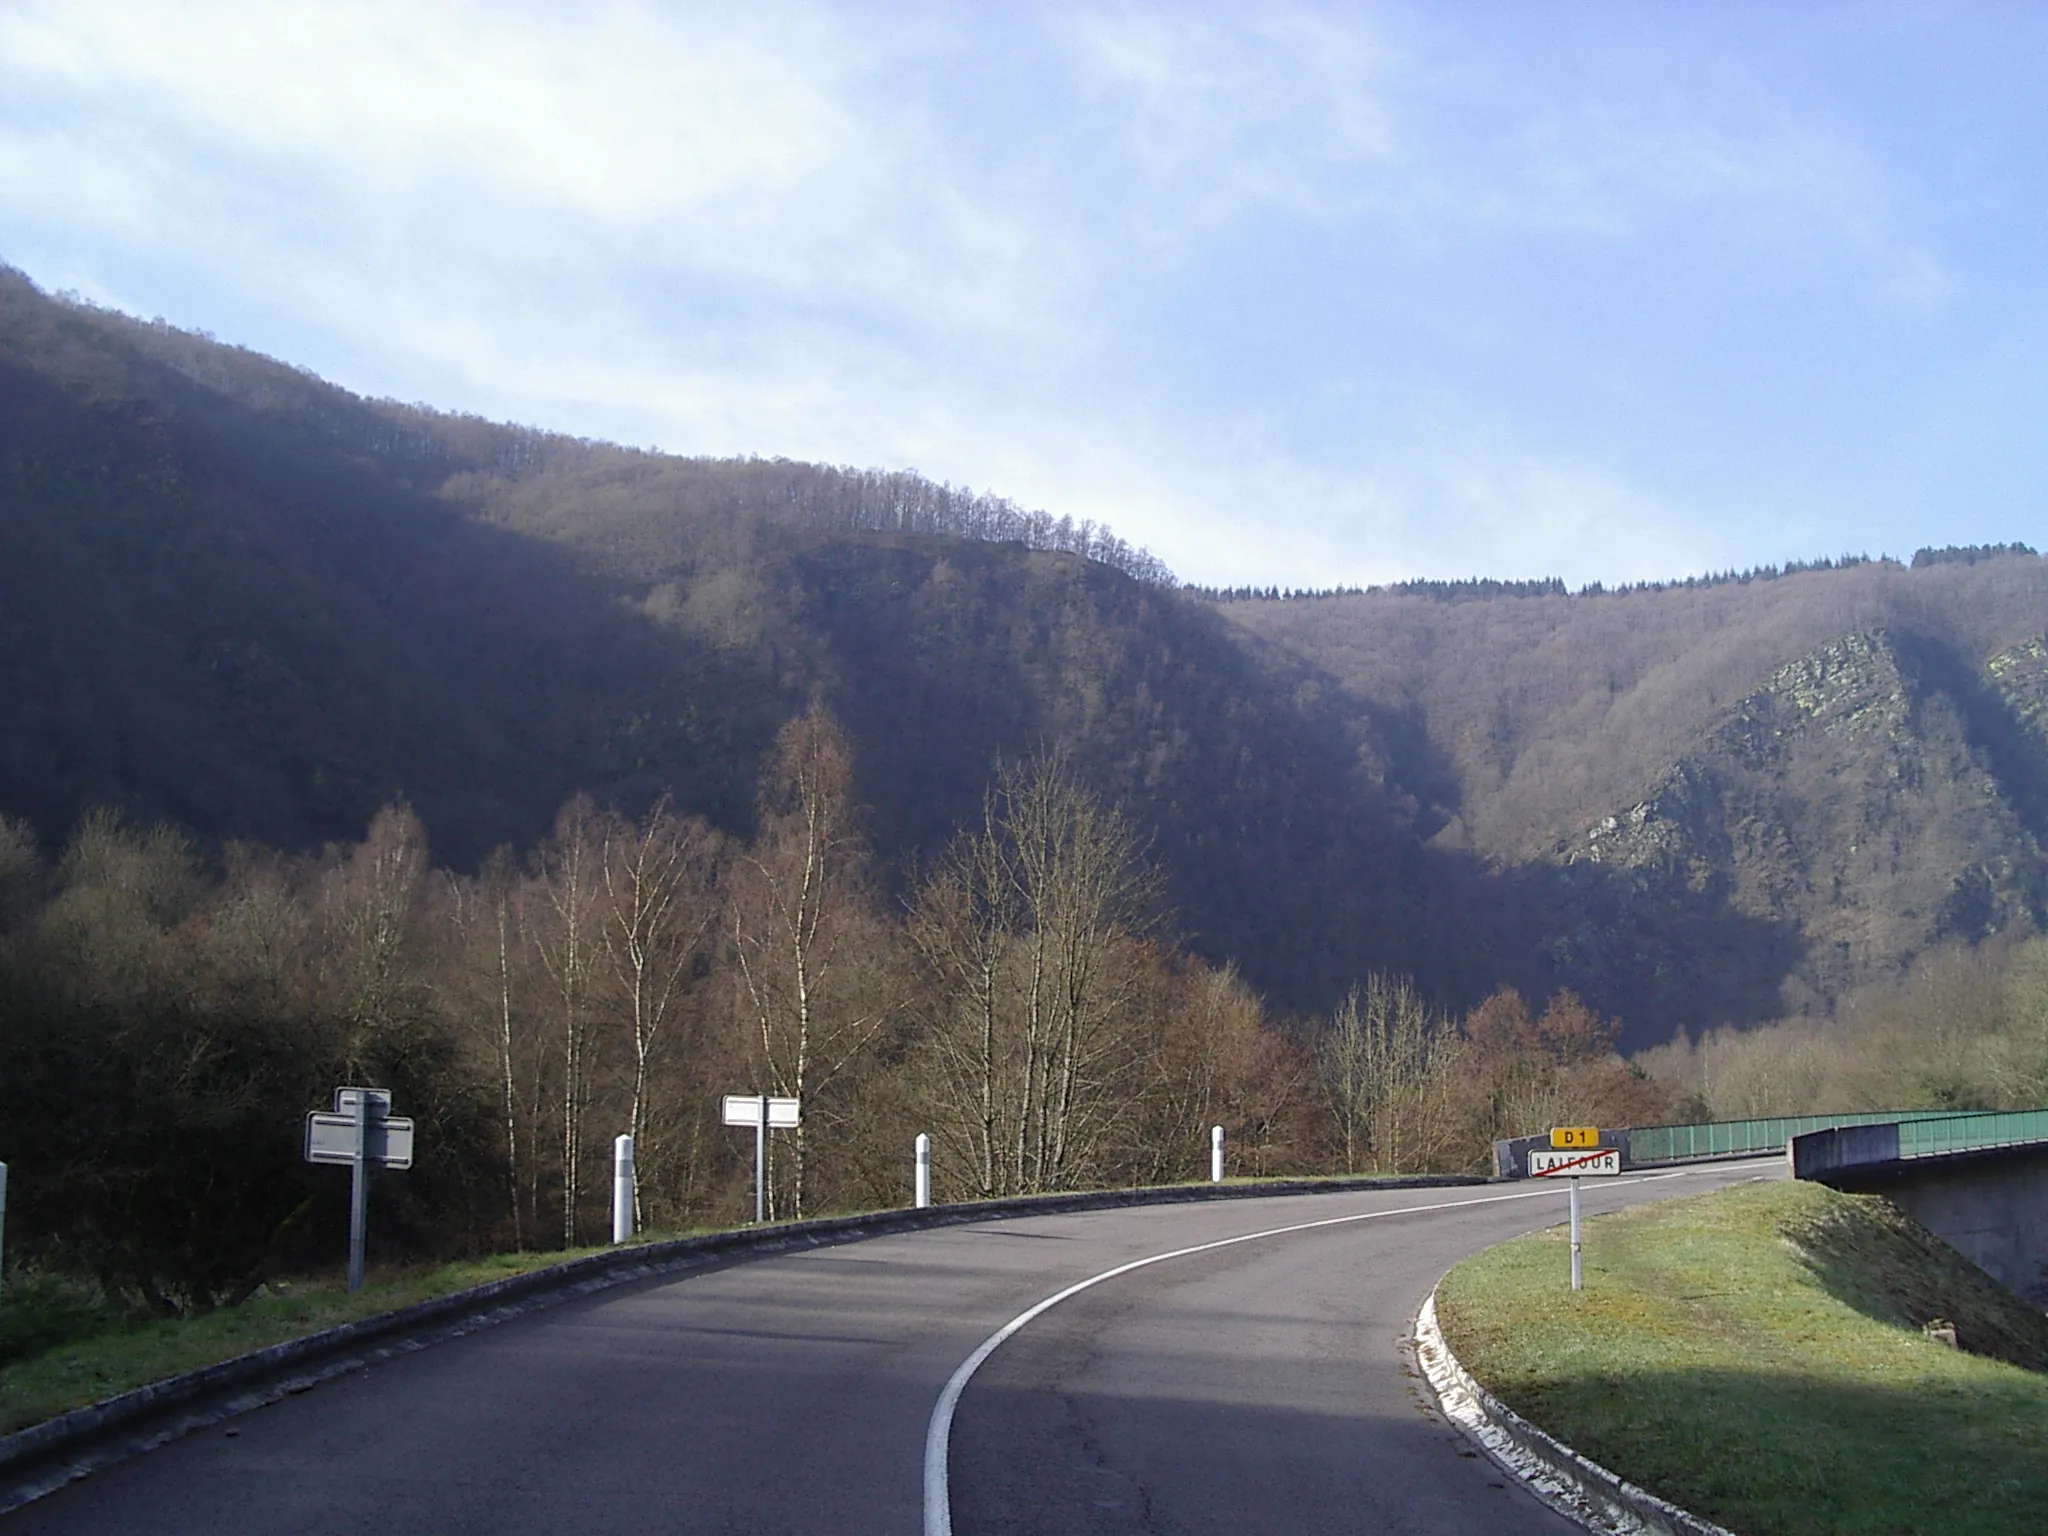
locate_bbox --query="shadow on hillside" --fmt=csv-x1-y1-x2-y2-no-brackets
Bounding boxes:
1896,630,2048,888
0,269,1819,1033
0,319,791,863
785,538,1442,1015
788,538,1803,1037
1416,848,1806,1047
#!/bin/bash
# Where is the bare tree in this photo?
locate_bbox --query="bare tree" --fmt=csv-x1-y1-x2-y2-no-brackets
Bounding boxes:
907,789,1021,1198
1126,955,1311,1184
598,798,720,1226
319,804,431,1058
1005,755,1158,1191
729,706,881,1218
1318,973,1457,1174
440,847,536,1247
532,797,604,1246
909,754,1158,1196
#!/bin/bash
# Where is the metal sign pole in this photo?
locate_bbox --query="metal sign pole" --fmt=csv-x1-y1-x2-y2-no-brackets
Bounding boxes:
914,1133,931,1209
0,1161,8,1292
347,1092,369,1292
755,1094,768,1224
1569,1176,1582,1292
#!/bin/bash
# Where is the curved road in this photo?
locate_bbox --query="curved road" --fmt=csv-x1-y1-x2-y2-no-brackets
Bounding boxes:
5,1163,1775,1535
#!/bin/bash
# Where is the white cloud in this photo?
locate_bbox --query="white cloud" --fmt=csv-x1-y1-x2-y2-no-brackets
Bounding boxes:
1056,6,1400,226
0,1,1073,342
0,1,2003,591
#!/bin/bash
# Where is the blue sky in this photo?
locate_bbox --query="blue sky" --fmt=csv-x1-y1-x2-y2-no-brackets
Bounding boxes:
3,2,2043,588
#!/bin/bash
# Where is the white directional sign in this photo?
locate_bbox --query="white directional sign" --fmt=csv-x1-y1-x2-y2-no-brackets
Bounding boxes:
305,1111,416,1169
723,1095,800,1129
1529,1148,1620,1177
724,1093,800,1225
334,1087,393,1118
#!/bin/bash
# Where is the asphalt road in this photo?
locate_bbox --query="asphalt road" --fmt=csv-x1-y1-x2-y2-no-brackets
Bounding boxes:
5,1162,1777,1535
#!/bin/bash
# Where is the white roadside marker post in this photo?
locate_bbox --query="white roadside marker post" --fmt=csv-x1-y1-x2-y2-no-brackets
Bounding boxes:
612,1135,635,1244
915,1133,932,1209
1210,1125,1225,1183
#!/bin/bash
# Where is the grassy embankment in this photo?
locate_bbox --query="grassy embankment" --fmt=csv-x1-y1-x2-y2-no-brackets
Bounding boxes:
1437,1180,2048,1536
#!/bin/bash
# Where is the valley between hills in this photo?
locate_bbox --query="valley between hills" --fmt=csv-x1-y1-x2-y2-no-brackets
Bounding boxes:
7,262,2046,1042
6,260,2048,1294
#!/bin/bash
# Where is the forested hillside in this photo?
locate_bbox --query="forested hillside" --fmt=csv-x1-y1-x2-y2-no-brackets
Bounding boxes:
1225,558,2048,1028
0,267,1421,1018
6,265,2048,1042
11,262,2048,1312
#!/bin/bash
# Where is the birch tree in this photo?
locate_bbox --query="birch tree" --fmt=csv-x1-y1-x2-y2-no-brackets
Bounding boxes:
320,804,430,1056
1005,755,1157,1191
910,755,1157,1196
907,789,1022,1198
598,798,719,1226
1318,973,1457,1174
440,848,536,1247
533,797,603,1246
729,706,879,1218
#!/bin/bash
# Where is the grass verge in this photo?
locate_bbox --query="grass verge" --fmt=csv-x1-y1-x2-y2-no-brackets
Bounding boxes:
0,1241,691,1438
1436,1179,2048,1536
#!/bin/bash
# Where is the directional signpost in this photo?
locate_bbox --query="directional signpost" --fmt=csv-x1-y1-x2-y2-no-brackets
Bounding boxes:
1531,1127,1618,1291
305,1086,415,1291
723,1094,800,1224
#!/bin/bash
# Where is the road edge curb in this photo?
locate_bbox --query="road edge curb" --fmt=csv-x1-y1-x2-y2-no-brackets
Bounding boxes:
0,1173,1487,1513
1413,1289,1738,1536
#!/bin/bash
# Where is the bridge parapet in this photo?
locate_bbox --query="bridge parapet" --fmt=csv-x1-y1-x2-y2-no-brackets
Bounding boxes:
1787,1121,1901,1179
1492,1109,1984,1179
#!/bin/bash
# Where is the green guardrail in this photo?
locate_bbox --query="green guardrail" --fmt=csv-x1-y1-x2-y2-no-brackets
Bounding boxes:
1897,1107,2048,1159
1627,1110,1985,1164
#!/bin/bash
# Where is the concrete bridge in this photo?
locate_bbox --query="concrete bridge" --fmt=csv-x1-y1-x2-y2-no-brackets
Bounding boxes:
1789,1110,2048,1305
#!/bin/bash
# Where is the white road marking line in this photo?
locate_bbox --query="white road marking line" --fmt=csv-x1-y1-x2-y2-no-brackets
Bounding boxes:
920,1167,1728,1536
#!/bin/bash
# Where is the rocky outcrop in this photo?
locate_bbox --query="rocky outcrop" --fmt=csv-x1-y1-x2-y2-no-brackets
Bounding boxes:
1548,631,2048,1019
1987,635,2048,742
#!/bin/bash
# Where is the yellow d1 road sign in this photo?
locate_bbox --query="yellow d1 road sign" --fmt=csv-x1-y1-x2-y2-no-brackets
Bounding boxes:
1550,1126,1600,1149
1529,1148,1620,1177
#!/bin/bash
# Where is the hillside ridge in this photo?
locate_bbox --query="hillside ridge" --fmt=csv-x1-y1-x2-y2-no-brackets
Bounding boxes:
7,264,2048,1038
